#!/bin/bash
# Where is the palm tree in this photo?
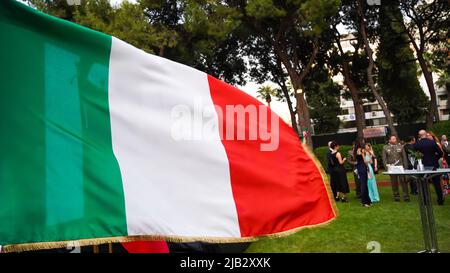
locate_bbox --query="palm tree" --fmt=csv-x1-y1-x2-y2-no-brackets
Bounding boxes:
256,85,277,108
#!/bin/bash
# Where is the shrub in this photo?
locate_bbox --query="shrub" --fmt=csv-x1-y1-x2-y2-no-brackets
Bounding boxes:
428,120,450,138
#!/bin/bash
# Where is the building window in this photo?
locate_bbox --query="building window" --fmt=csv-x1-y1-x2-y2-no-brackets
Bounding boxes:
343,121,356,129
377,118,386,125
441,109,450,116
363,104,380,112
366,118,386,127
439,94,448,101
340,109,349,115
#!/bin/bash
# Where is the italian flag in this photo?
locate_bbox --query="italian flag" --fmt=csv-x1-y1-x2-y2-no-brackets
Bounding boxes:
0,0,336,252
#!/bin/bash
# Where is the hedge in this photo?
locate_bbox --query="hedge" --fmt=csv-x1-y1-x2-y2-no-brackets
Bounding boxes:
313,144,385,172
428,120,450,138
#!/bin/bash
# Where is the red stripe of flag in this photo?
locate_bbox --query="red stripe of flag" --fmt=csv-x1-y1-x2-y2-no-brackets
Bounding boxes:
207,75,336,237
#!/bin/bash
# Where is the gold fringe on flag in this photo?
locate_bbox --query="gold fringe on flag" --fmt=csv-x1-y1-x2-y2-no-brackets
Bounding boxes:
2,215,337,253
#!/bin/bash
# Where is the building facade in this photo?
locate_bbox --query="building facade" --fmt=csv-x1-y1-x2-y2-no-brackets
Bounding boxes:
333,34,449,134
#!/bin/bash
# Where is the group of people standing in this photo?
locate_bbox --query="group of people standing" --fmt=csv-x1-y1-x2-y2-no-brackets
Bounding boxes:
326,129,448,207
327,140,379,207
385,130,448,206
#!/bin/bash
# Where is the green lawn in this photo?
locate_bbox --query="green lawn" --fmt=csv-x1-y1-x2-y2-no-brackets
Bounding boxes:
246,186,450,253
346,171,390,183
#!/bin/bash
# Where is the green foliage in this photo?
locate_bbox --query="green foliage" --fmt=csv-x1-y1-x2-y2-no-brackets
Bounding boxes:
28,0,77,20
28,0,248,85
256,85,278,104
428,121,450,138
305,68,341,134
300,0,341,35
75,1,174,54
377,1,429,124
245,0,286,19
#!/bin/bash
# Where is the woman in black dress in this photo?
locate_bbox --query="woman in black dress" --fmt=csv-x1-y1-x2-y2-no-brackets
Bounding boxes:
329,141,350,202
354,140,371,207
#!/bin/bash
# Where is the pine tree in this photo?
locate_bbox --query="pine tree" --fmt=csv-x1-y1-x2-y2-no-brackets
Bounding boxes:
377,0,428,124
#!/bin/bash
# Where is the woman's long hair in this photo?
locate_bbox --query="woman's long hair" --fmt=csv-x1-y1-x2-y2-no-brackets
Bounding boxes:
429,131,444,155
365,143,374,156
353,139,365,160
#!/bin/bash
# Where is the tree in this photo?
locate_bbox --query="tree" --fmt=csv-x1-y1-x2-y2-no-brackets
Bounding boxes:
27,0,77,20
376,0,429,124
28,0,177,54
140,0,248,85
247,37,299,134
330,1,367,140
356,0,398,137
305,67,342,134
397,0,450,126
240,0,341,143
423,2,450,111
256,85,278,108
28,0,248,86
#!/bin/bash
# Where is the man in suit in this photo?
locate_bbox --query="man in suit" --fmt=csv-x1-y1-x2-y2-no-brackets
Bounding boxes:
415,130,444,205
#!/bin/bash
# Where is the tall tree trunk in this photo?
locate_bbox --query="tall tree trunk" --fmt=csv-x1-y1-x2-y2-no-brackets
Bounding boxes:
295,81,312,136
357,0,398,137
417,50,439,127
396,9,440,127
278,77,299,136
335,29,366,140
274,40,319,146
343,65,366,140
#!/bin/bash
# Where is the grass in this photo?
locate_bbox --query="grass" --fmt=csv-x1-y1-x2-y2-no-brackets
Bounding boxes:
245,185,450,253
346,171,390,183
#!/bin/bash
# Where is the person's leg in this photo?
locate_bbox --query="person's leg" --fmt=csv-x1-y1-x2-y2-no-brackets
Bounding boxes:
390,175,400,201
400,176,410,201
431,176,444,205
354,170,361,198
368,179,374,203
360,173,371,206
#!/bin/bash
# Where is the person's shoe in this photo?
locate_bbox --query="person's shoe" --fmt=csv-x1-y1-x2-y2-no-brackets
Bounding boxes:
394,197,400,202
340,197,348,203
437,200,444,206
404,197,410,202
363,204,371,208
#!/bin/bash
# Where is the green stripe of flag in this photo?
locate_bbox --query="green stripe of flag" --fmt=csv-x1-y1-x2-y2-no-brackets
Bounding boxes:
0,0,127,245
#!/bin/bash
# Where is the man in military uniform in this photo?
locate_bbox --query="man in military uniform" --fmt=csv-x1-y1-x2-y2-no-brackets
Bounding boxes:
382,135,409,201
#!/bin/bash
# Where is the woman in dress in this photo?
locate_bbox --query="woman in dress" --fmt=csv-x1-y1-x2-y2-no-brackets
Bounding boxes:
354,140,371,207
427,131,445,167
329,141,350,202
365,143,380,203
